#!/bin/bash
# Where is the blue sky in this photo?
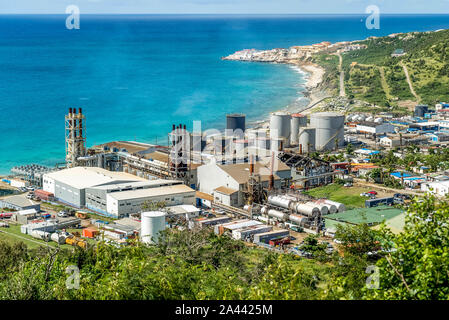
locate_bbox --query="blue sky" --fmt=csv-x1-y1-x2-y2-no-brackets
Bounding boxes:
2,0,449,14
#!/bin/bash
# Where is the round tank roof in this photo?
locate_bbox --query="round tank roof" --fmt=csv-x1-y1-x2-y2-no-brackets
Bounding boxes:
226,113,245,117
291,113,306,117
311,112,344,118
142,211,166,218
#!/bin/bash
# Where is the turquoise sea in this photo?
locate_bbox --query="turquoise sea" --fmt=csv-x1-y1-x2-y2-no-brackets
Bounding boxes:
1,14,449,174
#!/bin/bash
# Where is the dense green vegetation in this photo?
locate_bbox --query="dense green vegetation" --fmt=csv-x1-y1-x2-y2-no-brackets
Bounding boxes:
318,29,449,107
0,195,447,300
304,183,367,209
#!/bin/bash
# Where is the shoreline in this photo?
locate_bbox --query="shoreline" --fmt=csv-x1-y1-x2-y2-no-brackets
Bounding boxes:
247,60,330,130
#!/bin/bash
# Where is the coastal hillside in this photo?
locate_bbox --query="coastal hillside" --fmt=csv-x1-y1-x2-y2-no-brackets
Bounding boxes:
319,29,449,109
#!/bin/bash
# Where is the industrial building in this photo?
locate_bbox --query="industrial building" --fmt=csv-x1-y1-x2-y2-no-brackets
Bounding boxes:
85,179,184,215
356,122,396,135
106,184,195,218
0,195,40,212
278,152,334,189
197,160,291,207
43,167,147,208
42,167,195,218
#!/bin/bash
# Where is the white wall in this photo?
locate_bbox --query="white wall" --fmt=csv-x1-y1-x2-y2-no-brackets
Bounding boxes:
42,175,55,195
10,179,29,188
197,163,240,194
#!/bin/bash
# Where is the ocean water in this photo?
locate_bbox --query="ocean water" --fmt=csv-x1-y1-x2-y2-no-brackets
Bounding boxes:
1,14,449,174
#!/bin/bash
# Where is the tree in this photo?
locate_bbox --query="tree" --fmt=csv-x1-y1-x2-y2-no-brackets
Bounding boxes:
365,195,449,299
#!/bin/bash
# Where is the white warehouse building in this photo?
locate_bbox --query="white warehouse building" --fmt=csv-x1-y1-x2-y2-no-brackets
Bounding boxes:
43,167,195,218
106,184,195,218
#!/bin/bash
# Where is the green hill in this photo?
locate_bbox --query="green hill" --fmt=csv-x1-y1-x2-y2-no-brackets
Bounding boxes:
315,29,449,108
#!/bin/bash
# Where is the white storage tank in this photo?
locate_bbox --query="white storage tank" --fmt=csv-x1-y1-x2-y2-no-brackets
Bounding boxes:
314,204,329,215
289,214,308,226
290,113,308,145
51,232,66,244
298,127,316,153
374,117,383,124
268,195,292,210
324,200,346,212
310,112,345,151
270,112,291,143
267,209,289,221
255,137,270,150
234,139,247,154
271,137,286,152
295,203,320,217
141,211,166,244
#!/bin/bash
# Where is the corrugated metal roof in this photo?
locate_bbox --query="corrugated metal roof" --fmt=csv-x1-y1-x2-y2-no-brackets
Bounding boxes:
108,184,194,201
1,195,37,208
214,186,238,195
45,167,146,189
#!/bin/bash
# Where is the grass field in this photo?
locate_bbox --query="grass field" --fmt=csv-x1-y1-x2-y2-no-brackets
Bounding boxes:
304,184,369,209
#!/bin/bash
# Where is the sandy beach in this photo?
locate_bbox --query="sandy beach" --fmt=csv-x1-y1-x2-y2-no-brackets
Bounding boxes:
247,61,330,130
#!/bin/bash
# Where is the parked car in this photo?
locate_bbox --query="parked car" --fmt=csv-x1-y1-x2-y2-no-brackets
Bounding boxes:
360,192,371,197
368,191,378,195
57,211,68,218
343,183,353,187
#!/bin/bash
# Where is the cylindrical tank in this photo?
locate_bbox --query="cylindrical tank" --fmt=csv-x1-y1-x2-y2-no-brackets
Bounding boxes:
290,114,308,145
226,113,246,133
366,116,374,122
289,214,308,226
295,203,320,217
315,204,329,215
267,209,289,221
268,195,292,210
310,112,345,151
234,139,247,154
50,233,66,244
255,137,270,150
31,230,50,241
346,114,354,122
271,137,285,152
141,211,166,244
324,200,346,212
270,112,291,142
374,117,383,124
298,127,316,153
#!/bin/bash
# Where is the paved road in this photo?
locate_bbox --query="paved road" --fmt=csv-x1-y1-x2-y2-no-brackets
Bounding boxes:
336,52,345,97
0,228,55,249
400,61,420,102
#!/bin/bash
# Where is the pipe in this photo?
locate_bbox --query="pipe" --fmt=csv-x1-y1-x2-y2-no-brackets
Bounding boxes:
249,154,254,174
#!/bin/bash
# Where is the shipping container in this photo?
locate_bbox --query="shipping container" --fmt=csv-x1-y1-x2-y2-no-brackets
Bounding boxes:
82,228,98,238
365,197,394,208
34,189,54,201
254,230,290,244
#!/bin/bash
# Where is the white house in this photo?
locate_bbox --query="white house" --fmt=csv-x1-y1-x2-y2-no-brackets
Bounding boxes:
421,180,449,197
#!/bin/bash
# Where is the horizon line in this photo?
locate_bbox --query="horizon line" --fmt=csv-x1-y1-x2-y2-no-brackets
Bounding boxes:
2,13,449,15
